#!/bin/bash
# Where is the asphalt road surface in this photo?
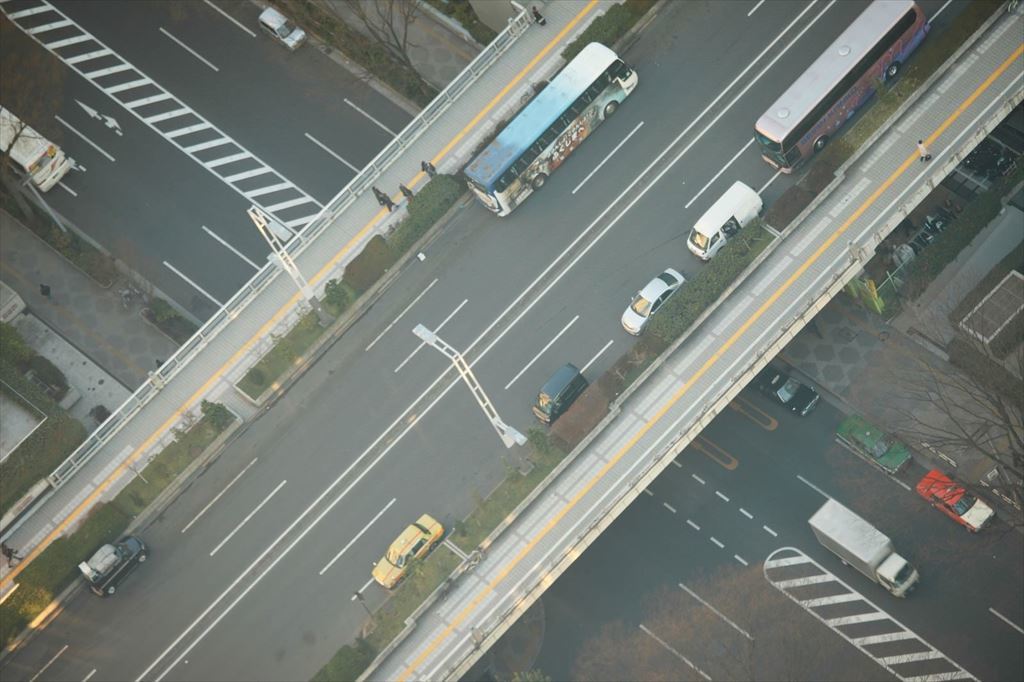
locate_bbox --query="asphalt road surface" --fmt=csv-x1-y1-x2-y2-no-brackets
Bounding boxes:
500,386,1024,681
0,1,988,681
6,0,410,318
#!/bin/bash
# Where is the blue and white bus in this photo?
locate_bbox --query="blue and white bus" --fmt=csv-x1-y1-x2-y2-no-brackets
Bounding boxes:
463,43,638,216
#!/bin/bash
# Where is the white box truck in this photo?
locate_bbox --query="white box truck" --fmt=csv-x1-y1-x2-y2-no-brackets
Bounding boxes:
1,106,72,192
809,499,919,597
686,181,762,261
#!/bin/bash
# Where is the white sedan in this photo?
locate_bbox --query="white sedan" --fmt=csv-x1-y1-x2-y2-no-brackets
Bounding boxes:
621,268,685,335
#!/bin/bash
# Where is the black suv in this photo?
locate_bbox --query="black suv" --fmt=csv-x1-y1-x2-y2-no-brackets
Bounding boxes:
78,536,148,596
754,366,820,416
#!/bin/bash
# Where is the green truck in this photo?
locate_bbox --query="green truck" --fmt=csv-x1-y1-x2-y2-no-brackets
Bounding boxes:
836,415,912,474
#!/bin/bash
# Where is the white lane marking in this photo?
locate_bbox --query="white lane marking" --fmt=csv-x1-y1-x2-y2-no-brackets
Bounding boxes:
30,644,68,682
319,498,396,575
691,473,706,485
159,27,219,71
643,488,653,496
929,0,955,24
679,582,753,639
571,120,644,194
163,260,225,307
739,508,753,519
201,225,260,269
141,6,839,677
579,338,614,374
671,459,682,468
203,0,256,36
734,554,749,566
762,223,782,238
989,607,1024,635
344,98,396,136
55,115,115,161
715,490,730,502
797,474,830,498
684,138,754,208
757,168,783,195
639,624,711,681
58,183,78,196
366,278,439,351
748,0,766,16
763,525,777,537
352,577,376,597
209,480,286,556
663,502,677,513
503,314,580,390
710,536,724,548
82,669,97,682
304,132,359,173
394,298,468,372
181,458,259,533
686,519,700,531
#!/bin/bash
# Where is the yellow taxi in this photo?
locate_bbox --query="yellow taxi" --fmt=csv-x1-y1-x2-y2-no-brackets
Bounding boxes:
372,514,444,589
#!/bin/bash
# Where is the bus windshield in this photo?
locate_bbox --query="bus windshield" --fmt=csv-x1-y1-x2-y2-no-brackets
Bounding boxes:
463,42,639,216
754,0,927,172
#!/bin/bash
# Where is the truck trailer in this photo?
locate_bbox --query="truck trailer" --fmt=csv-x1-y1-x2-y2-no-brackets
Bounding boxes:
809,499,919,597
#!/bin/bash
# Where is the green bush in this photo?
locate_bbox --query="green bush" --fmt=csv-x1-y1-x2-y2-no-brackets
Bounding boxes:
424,0,497,46
312,638,376,682
149,297,177,323
342,235,397,293
323,279,354,316
145,297,198,344
388,175,465,254
647,224,774,343
26,355,68,394
561,0,655,61
1,322,33,365
200,400,234,431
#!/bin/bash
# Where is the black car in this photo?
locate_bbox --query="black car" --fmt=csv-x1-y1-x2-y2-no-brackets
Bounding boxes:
78,535,148,596
754,367,820,416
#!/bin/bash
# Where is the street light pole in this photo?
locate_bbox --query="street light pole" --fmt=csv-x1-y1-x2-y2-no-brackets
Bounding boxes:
412,324,527,449
247,206,332,327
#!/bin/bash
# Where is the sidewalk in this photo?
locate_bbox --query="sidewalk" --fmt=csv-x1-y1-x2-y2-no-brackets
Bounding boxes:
0,210,179,391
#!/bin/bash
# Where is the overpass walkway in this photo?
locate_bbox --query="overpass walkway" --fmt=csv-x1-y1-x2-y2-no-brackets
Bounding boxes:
368,8,1024,681
0,0,616,593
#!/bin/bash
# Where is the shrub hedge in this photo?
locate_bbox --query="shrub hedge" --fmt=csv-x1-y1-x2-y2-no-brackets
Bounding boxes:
561,0,656,62
388,175,465,254
342,235,397,293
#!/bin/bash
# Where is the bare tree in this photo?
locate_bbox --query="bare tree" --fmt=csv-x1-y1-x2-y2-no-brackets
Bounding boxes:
325,0,423,74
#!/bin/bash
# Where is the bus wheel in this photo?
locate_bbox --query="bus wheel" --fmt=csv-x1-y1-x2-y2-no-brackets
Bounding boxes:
814,135,829,152
603,101,619,118
532,173,548,189
885,61,901,81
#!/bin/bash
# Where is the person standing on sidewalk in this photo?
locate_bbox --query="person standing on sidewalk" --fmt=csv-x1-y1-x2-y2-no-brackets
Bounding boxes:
39,283,51,299
2,542,21,567
531,5,546,25
917,139,932,162
372,186,396,212
421,160,437,178
399,184,415,202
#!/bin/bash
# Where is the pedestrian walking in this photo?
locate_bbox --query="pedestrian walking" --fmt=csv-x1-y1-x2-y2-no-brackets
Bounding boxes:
421,160,437,178
2,542,21,568
372,186,396,212
399,184,415,201
39,283,51,298
531,5,546,25
917,139,932,162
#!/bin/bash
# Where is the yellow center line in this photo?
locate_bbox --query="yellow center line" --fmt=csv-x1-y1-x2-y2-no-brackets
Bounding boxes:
0,1,600,589
398,42,1024,681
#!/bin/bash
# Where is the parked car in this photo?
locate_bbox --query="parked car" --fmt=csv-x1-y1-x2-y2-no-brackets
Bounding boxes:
78,536,148,596
372,515,444,589
916,469,995,531
621,268,685,335
258,7,306,50
754,366,820,416
532,363,589,424
835,416,912,475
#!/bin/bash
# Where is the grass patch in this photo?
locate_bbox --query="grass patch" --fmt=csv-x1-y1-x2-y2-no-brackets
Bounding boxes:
0,338,87,520
237,312,330,400
450,432,568,554
0,408,233,648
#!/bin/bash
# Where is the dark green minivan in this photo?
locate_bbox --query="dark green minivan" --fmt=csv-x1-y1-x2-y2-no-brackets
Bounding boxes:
532,363,588,424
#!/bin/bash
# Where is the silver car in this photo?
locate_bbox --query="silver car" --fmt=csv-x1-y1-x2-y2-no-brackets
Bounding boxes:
259,7,307,51
621,268,685,335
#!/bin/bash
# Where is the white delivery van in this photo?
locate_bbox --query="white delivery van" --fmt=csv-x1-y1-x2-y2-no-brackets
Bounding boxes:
687,181,762,261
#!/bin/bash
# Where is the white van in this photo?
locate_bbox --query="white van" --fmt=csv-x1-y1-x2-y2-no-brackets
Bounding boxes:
258,7,306,50
687,181,762,261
